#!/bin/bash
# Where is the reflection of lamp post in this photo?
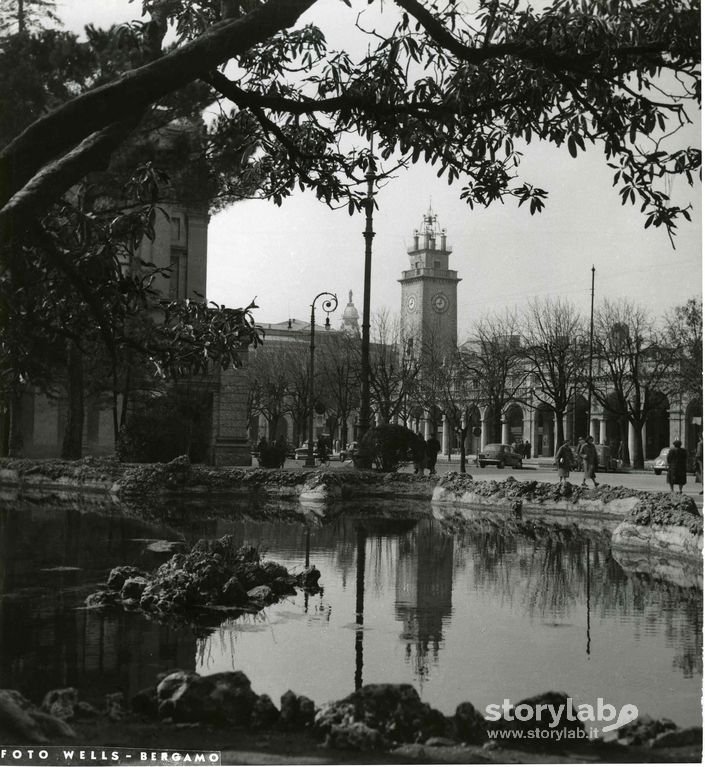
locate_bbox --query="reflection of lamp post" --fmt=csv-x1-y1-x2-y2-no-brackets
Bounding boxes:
306,292,338,468
586,266,596,438
354,525,367,690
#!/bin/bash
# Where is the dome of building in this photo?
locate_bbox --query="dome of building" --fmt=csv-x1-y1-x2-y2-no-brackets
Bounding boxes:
340,290,360,335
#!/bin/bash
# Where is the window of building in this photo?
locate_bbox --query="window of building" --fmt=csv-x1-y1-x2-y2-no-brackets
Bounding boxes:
171,215,183,243
169,253,181,299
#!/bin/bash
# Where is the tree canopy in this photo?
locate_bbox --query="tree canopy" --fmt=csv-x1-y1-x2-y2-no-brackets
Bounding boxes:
0,0,700,248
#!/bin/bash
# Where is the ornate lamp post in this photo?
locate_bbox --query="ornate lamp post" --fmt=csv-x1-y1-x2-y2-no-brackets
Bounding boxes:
306,292,338,468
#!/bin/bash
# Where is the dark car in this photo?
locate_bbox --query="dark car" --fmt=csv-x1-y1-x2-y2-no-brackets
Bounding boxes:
653,447,669,475
477,443,523,469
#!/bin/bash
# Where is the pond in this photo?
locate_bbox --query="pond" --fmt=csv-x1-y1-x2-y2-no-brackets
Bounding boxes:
0,495,701,731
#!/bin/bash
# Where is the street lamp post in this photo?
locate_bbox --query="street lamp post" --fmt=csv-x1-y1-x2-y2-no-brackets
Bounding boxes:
359,143,376,438
306,292,338,468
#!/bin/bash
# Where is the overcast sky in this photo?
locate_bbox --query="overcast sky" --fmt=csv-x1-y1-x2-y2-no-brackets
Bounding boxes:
56,0,702,339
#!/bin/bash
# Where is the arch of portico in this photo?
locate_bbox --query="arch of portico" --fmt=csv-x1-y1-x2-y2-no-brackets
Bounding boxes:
645,391,670,459
533,404,555,457
503,403,525,447
685,398,703,455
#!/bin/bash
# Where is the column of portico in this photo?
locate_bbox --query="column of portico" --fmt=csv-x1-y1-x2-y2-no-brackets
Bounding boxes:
424,413,432,439
502,420,511,444
589,410,600,441
563,415,570,444
480,408,489,450
442,415,450,455
669,409,683,444
628,422,637,463
526,408,535,458
599,418,607,445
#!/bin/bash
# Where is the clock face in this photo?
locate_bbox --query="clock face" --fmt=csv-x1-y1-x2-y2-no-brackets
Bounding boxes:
432,292,449,313
407,295,417,312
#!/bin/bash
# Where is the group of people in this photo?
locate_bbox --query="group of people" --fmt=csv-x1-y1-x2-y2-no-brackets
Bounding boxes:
414,434,442,476
511,440,532,459
555,434,704,495
555,435,600,488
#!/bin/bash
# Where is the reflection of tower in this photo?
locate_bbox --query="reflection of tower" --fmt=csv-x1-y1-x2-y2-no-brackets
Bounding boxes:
394,519,453,680
399,207,460,355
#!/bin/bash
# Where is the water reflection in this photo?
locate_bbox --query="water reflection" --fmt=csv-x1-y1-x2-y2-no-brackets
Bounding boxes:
395,518,453,681
0,498,701,726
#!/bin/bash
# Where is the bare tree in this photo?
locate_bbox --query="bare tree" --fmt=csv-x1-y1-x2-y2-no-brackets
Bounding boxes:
462,311,528,443
319,332,360,448
664,297,703,407
435,351,482,473
592,299,679,468
521,297,587,446
282,342,311,447
246,345,291,440
369,310,421,425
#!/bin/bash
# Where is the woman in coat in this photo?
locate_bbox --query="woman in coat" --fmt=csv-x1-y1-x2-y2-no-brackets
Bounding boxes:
666,439,688,494
555,440,575,486
578,435,599,488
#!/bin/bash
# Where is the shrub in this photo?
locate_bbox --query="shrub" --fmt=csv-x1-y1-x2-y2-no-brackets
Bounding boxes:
353,424,425,472
117,389,212,463
258,444,286,468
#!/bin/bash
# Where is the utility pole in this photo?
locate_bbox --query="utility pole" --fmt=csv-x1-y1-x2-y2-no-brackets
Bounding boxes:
358,142,375,437
586,266,595,439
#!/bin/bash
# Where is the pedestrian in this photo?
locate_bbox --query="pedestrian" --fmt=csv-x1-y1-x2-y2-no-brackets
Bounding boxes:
578,435,599,488
696,435,703,495
555,439,575,487
413,432,425,474
575,437,585,471
275,435,287,468
524,439,531,459
425,434,441,475
666,439,688,494
317,435,329,464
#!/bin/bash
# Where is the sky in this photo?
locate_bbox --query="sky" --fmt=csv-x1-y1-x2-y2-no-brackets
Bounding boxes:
55,0,702,340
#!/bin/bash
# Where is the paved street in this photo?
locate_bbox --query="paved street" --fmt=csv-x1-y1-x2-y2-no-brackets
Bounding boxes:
276,455,703,509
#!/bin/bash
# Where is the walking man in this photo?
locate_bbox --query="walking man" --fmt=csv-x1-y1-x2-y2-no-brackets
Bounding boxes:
425,434,441,475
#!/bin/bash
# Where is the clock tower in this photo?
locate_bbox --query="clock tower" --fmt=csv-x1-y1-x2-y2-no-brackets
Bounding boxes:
399,208,460,356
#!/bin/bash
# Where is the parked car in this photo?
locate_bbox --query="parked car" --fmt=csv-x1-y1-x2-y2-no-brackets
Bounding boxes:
295,442,317,461
653,447,669,475
477,443,523,469
339,441,358,461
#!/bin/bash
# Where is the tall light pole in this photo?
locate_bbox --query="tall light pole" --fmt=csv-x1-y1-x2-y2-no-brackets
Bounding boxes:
358,143,376,438
306,292,338,468
586,266,596,439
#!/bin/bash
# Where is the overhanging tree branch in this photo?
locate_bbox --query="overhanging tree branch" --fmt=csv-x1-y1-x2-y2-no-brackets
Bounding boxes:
0,0,317,211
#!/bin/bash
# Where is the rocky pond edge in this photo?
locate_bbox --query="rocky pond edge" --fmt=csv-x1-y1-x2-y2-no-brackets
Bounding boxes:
0,456,702,562
2,668,701,763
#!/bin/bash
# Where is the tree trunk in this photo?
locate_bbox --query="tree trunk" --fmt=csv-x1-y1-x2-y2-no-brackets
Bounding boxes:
459,426,468,474
555,410,565,448
7,380,24,457
620,421,630,467
631,421,645,469
61,340,84,459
